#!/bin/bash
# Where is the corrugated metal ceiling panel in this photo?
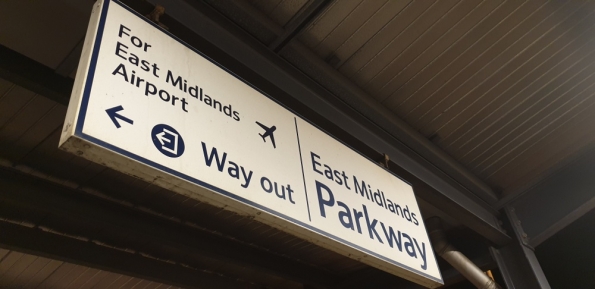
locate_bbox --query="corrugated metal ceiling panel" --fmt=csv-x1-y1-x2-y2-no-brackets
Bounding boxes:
295,0,595,195
338,0,460,82
0,249,182,288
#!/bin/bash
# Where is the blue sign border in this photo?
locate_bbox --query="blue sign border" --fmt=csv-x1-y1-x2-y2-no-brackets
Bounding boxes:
74,0,443,284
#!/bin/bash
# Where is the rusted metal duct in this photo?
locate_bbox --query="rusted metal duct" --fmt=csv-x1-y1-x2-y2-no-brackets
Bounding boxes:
427,217,501,289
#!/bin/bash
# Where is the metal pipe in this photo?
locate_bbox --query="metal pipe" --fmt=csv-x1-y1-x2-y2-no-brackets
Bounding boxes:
427,217,502,289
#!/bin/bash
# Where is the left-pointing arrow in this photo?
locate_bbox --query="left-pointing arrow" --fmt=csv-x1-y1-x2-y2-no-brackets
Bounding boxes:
106,105,134,128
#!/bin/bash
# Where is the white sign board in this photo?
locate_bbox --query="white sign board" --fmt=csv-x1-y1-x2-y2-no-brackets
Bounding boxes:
60,0,442,287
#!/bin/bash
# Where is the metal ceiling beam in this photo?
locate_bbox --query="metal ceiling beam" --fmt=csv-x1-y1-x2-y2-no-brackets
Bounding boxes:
488,207,551,289
502,147,595,247
55,37,84,77
0,167,336,288
140,0,509,245
0,44,72,106
267,0,331,52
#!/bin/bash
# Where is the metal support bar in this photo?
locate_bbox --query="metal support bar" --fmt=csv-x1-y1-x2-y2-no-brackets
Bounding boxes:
488,247,515,289
507,207,531,248
145,4,169,30
490,207,551,289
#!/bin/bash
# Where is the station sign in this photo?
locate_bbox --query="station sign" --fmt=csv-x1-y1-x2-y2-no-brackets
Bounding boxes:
60,0,442,287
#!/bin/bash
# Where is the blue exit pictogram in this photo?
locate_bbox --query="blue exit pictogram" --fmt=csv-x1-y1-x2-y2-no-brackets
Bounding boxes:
151,124,185,158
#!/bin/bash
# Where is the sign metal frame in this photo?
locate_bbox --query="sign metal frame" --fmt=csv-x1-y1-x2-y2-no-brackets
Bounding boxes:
60,1,443,287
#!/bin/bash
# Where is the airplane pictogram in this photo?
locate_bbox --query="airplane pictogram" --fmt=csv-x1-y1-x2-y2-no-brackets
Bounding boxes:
256,121,277,149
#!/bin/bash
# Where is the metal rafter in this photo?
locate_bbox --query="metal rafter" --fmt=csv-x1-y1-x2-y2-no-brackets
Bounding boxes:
0,45,72,106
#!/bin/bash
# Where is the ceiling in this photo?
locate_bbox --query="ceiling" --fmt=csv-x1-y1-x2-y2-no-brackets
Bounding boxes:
1,0,595,288
235,0,595,198
0,249,183,289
